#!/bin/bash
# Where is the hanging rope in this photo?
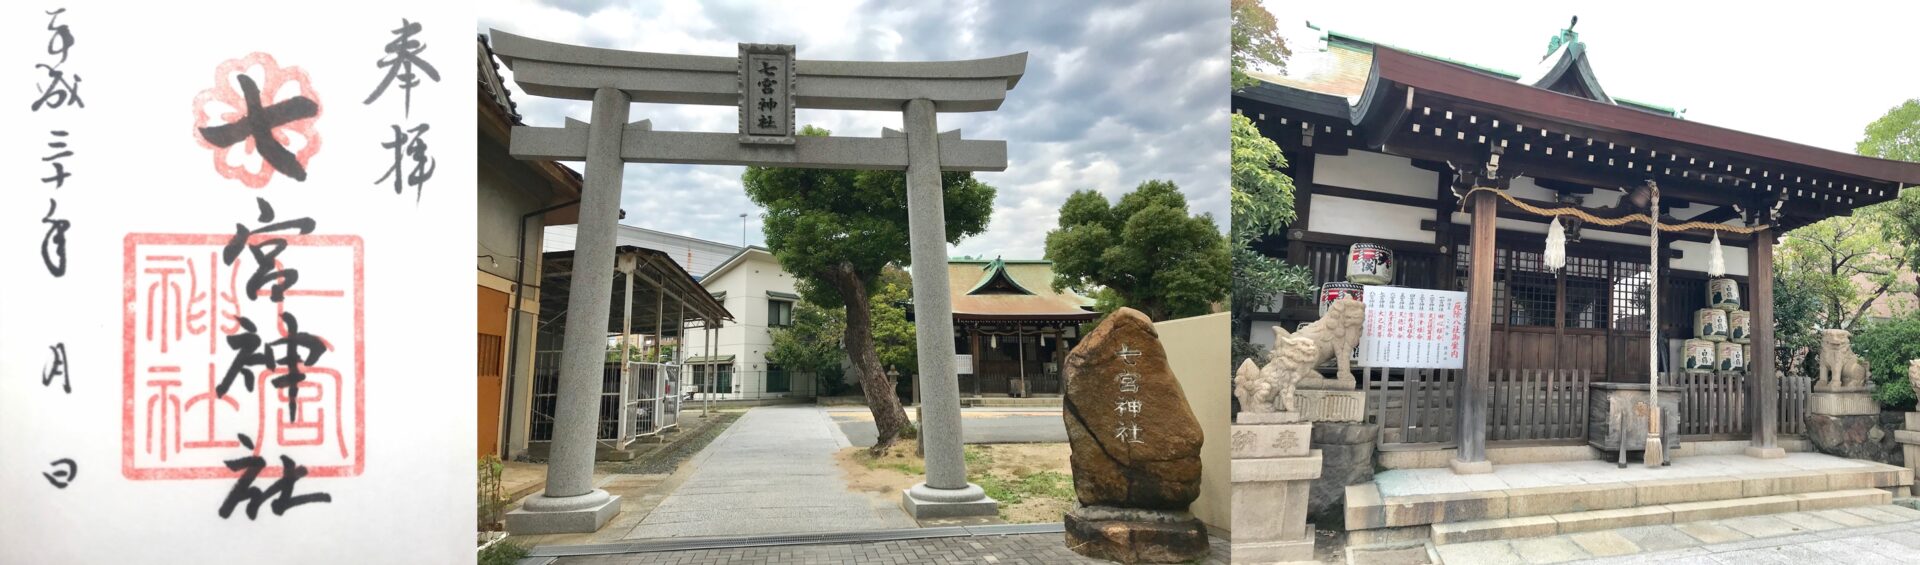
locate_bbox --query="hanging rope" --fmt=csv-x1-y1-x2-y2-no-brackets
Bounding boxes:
1460,186,1770,234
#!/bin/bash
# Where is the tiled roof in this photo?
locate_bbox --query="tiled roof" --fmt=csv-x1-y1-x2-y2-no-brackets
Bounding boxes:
946,260,1097,320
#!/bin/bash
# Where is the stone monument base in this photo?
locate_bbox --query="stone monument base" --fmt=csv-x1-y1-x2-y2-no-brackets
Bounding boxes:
1064,505,1209,564
901,483,998,519
506,490,622,535
1809,391,1879,416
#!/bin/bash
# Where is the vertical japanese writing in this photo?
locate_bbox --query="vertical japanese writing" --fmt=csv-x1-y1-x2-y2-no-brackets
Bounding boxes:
1113,344,1145,445
32,5,83,491
181,51,340,518
366,19,437,201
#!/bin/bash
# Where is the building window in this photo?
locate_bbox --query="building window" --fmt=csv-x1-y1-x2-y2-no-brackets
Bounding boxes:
768,299,794,327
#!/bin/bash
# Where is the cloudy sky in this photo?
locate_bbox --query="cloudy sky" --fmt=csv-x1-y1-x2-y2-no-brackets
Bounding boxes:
479,0,1228,258
1257,0,1920,156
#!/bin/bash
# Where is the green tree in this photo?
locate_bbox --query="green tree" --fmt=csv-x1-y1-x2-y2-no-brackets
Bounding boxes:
768,299,846,386
1857,99,1920,164
1769,270,1825,378
745,126,995,454
1230,114,1314,352
1777,207,1910,332
870,266,918,377
1230,0,1288,91
1859,99,1920,308
1044,180,1230,321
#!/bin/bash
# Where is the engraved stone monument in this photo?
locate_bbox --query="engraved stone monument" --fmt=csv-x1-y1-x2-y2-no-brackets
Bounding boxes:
1062,308,1208,563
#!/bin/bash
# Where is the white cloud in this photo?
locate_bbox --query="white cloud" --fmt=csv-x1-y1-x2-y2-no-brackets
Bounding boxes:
479,0,1228,259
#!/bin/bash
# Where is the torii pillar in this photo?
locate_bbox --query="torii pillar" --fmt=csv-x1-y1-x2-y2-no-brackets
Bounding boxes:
490,31,1025,532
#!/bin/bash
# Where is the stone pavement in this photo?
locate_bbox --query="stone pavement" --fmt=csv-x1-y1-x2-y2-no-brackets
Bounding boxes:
1376,453,1891,497
620,405,916,539
1433,504,1920,564
541,530,1231,564
831,407,1067,447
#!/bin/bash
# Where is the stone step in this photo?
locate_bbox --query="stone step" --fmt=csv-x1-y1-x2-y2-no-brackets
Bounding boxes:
1346,463,1911,531
1427,488,1893,545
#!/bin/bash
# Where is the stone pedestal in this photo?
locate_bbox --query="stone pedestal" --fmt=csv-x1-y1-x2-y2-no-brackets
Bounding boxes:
1230,416,1321,564
1294,389,1366,422
1809,391,1879,416
1308,422,1378,527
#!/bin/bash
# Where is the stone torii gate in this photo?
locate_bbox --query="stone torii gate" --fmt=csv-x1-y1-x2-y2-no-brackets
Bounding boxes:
490,30,1026,533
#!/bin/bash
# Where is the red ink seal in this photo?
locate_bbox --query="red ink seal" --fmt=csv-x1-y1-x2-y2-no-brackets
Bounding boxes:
191,53,324,189
123,233,363,480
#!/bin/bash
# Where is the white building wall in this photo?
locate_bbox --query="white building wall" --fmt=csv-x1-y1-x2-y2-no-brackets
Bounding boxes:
677,250,804,399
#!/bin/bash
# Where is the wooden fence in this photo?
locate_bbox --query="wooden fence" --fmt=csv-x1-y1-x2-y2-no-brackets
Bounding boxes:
1488,369,1591,443
1664,371,1749,439
1360,367,1458,448
1778,375,1812,436
1361,366,1811,451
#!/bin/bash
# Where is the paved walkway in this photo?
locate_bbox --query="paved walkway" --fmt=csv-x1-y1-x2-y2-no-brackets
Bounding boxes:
1435,504,1920,564
830,407,1067,447
546,531,1231,564
620,405,915,539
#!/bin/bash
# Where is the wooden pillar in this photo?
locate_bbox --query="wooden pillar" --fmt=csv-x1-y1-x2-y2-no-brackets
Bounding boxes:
1453,189,1498,474
1746,229,1785,458
969,330,982,397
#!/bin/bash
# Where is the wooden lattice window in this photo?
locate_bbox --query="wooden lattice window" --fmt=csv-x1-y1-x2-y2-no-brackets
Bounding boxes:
1610,258,1651,331
477,334,504,377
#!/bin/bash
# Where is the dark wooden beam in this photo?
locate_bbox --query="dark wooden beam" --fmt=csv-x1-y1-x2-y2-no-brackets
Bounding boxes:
1747,228,1780,455
1456,189,1497,471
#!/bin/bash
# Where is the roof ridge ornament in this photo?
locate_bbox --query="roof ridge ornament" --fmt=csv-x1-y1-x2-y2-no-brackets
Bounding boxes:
1545,16,1579,61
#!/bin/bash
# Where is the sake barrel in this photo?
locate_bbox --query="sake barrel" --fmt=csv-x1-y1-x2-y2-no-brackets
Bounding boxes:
1346,243,1394,285
1319,282,1364,317
1708,278,1742,311
1717,341,1745,372
1728,310,1752,344
1694,308,1729,342
1684,339,1717,374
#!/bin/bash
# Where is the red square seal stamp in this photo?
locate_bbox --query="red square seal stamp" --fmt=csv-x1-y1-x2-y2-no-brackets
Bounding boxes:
122,233,363,480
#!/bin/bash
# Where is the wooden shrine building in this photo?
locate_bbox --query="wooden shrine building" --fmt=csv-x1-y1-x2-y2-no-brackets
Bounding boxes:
939,258,1097,397
1235,24,1920,470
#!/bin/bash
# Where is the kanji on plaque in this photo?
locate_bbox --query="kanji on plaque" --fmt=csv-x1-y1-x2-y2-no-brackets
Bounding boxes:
123,233,364,480
1357,286,1467,369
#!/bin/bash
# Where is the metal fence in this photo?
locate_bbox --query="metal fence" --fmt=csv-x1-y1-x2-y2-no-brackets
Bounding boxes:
529,353,682,447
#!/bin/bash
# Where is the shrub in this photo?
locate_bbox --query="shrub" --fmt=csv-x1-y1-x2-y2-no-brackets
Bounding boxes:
1849,314,1920,410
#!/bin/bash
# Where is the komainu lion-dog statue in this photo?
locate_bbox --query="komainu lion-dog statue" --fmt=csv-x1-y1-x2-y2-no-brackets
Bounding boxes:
1818,328,1871,390
1291,298,1366,389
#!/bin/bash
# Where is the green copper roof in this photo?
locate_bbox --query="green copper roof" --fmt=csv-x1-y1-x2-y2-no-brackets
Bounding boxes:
1323,29,1680,118
966,257,1038,295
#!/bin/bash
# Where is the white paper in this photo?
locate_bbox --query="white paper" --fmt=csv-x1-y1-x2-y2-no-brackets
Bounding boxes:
1,2,474,563
1357,286,1468,369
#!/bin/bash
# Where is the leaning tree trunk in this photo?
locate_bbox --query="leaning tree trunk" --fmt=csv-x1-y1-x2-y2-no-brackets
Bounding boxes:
825,263,913,455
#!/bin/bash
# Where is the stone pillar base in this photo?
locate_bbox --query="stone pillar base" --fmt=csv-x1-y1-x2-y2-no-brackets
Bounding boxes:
901,483,997,519
505,490,622,535
1744,445,1788,459
1064,506,1209,564
1448,457,1493,475
1809,391,1879,416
